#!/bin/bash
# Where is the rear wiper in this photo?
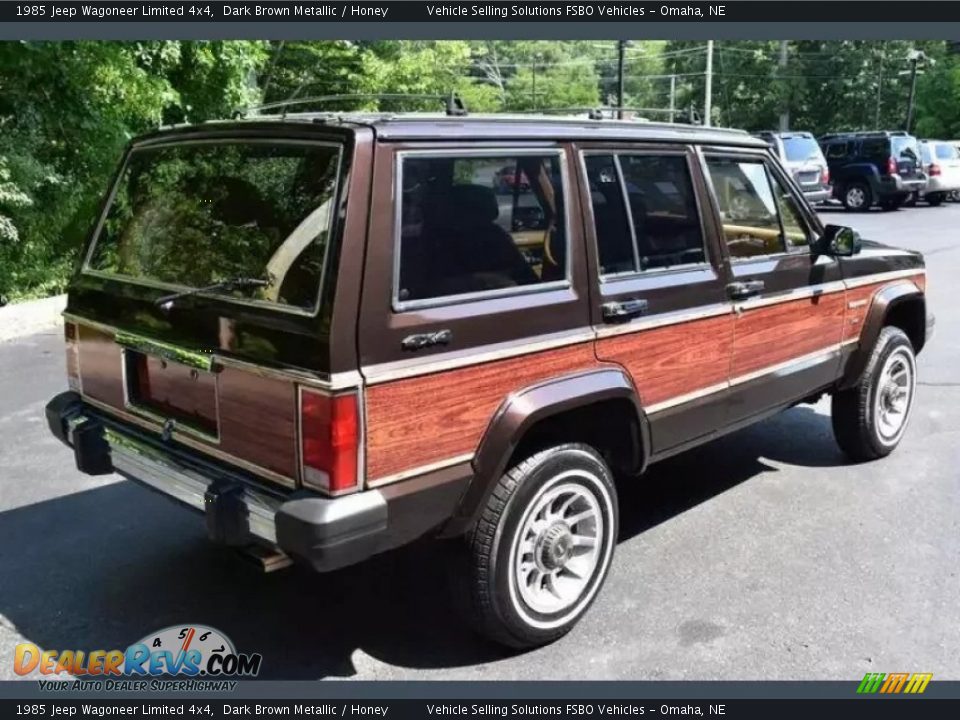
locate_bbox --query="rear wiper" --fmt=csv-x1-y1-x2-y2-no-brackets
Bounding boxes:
155,276,271,310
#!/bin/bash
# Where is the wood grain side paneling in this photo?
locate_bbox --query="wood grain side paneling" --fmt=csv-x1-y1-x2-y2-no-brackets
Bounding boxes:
842,283,881,344
77,325,126,409
732,291,846,377
596,313,735,407
364,343,599,481
130,354,219,434
217,368,299,480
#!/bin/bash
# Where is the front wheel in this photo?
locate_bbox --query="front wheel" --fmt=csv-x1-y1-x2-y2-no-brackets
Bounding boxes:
832,327,917,461
457,443,619,648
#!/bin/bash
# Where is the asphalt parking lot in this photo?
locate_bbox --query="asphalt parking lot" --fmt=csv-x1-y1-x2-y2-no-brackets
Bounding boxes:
1,201,958,681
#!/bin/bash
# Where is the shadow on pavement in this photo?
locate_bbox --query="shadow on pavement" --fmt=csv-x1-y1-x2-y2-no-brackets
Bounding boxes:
0,405,845,679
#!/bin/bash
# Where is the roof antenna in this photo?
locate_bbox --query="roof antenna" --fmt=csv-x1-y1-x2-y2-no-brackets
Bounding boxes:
446,92,468,117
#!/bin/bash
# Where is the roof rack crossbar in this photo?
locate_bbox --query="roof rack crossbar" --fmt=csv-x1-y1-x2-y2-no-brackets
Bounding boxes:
239,92,467,118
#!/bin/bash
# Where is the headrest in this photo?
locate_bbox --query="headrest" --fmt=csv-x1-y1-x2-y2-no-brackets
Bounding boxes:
448,184,500,224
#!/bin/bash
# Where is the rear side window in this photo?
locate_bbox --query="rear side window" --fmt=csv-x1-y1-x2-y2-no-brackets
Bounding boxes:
935,143,958,160
861,139,887,158
584,153,705,275
824,141,850,160
396,153,566,305
87,141,341,310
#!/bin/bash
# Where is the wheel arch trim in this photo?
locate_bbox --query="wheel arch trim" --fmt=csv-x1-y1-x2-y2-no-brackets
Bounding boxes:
443,367,649,536
840,280,926,389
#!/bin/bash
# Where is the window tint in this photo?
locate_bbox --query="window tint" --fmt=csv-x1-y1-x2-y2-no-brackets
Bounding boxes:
397,154,566,304
88,142,341,309
824,141,850,160
861,139,887,157
706,157,789,258
585,153,705,275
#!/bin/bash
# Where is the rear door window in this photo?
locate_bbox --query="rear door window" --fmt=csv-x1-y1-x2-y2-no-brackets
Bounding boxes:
935,143,958,160
396,152,566,306
86,140,342,311
584,153,705,275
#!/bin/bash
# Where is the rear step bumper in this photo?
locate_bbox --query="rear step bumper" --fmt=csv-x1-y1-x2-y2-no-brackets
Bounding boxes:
45,391,461,573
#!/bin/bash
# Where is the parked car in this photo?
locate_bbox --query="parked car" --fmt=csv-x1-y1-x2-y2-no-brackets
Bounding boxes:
819,130,927,211
755,130,832,204
917,139,960,206
46,112,933,648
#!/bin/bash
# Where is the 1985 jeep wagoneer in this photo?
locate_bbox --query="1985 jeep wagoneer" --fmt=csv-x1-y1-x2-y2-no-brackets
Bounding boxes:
46,109,933,647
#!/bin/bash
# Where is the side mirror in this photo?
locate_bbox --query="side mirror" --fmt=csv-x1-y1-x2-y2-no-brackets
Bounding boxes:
815,224,862,257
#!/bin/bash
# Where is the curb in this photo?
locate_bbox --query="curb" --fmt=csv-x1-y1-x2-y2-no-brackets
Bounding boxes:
0,294,67,343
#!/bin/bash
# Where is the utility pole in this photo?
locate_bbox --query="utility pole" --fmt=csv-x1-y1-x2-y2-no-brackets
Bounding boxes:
669,74,677,123
875,54,883,128
904,51,921,133
778,40,789,131
531,57,537,110
617,40,628,120
704,40,714,127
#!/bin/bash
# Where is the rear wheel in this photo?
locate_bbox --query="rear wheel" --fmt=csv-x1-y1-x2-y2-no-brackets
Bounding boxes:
832,327,917,461
926,192,944,206
842,182,872,211
456,443,618,648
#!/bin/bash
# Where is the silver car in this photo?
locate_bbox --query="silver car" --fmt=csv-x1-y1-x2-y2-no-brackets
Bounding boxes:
919,140,960,205
756,131,832,204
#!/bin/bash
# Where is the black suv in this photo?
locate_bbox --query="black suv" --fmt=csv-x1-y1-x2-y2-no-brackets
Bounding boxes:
819,131,927,211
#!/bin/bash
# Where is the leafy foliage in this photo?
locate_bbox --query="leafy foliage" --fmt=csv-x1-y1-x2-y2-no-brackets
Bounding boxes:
2,40,960,300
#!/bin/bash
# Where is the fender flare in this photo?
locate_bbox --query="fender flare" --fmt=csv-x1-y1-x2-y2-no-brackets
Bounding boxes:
442,367,650,536
839,280,926,390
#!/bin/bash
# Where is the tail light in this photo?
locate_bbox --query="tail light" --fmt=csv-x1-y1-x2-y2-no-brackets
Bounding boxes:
887,157,899,175
929,163,942,176
821,167,830,185
64,322,81,392
299,388,359,495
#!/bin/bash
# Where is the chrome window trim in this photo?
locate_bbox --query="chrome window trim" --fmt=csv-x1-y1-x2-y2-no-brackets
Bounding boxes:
843,269,924,289
578,147,713,280
391,147,573,312
81,137,345,319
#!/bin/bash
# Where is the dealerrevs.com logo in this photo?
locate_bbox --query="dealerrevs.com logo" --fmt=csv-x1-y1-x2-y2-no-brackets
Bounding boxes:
14,625,261,691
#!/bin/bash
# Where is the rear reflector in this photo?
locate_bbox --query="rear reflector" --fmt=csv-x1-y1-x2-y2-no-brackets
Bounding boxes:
300,389,359,494
64,322,81,392
822,167,830,185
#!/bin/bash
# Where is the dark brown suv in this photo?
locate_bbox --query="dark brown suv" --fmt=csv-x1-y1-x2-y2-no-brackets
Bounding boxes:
46,112,933,648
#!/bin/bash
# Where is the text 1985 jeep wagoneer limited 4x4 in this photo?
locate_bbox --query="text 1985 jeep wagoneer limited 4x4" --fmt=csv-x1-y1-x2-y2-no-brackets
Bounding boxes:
46,111,933,648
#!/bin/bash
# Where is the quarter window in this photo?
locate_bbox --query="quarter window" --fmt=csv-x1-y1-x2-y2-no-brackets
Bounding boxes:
706,157,809,258
397,153,566,304
584,153,705,275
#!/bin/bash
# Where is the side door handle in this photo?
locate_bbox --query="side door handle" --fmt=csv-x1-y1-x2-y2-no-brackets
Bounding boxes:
601,298,649,323
401,329,453,351
727,280,765,301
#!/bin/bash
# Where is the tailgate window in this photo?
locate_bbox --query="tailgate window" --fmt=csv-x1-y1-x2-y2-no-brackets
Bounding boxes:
87,140,342,311
781,136,822,163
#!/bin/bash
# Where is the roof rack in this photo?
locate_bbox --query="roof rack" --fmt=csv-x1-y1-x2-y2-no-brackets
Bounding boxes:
511,105,702,124
238,92,468,119
820,130,910,140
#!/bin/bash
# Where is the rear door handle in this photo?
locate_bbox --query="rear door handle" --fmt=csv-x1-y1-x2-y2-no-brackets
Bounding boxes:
401,329,453,351
727,280,765,300
601,298,649,322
